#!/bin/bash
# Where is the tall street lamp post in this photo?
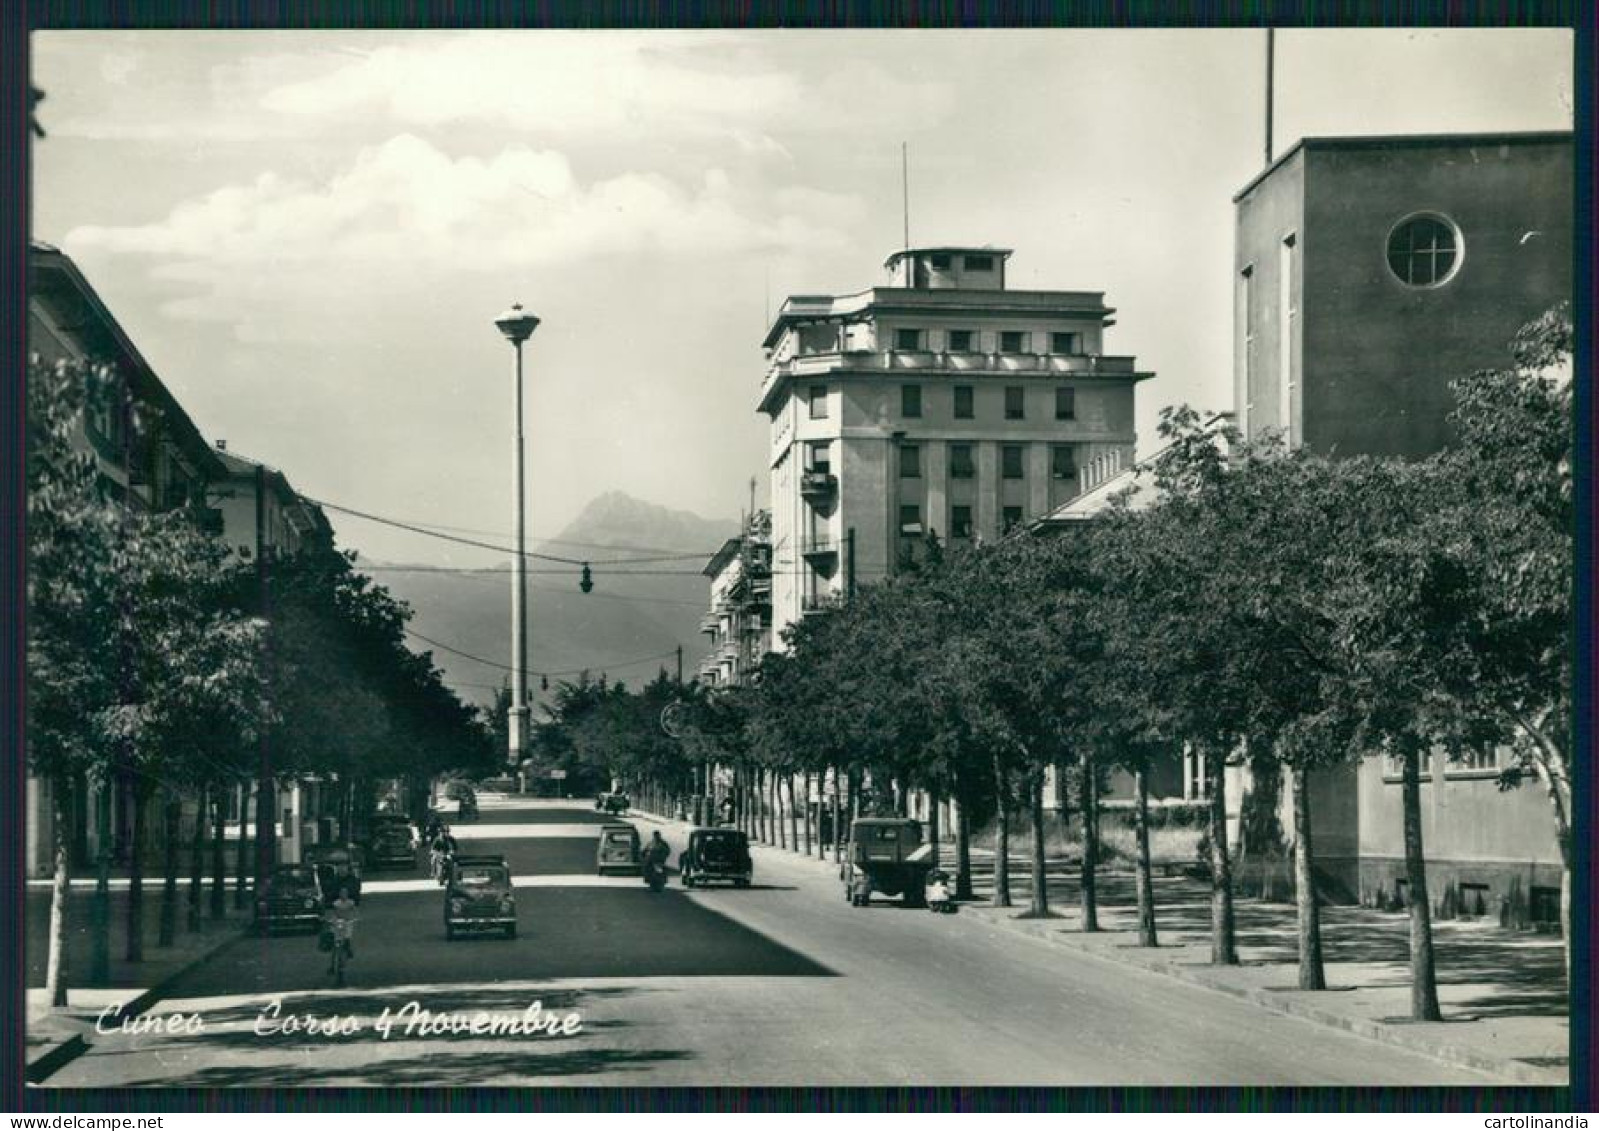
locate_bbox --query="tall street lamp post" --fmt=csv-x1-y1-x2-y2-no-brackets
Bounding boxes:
494,303,541,791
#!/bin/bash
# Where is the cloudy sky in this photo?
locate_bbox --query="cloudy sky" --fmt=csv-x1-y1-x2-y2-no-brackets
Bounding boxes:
33,29,1573,568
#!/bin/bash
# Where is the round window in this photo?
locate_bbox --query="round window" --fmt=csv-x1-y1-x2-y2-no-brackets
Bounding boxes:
1386,214,1462,287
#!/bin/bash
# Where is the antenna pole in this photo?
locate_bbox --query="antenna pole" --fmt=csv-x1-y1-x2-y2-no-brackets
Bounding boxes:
901,142,910,250
1265,28,1275,165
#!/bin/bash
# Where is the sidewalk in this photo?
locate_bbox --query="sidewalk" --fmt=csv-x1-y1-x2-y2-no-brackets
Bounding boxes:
25,889,249,1084
631,806,1567,1086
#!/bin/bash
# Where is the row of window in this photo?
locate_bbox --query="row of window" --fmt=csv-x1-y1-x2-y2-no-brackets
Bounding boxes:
892,328,1083,354
1380,743,1508,782
928,252,995,272
808,384,1076,421
899,502,1028,540
896,442,1077,480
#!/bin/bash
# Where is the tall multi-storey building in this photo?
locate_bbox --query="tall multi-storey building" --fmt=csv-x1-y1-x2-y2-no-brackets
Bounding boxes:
759,246,1154,639
1232,131,1573,911
699,510,773,688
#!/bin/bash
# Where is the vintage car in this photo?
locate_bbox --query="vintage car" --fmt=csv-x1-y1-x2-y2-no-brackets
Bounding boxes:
305,843,364,904
444,853,517,940
595,792,630,816
679,827,752,889
252,864,323,933
595,823,641,875
843,818,932,908
365,817,416,870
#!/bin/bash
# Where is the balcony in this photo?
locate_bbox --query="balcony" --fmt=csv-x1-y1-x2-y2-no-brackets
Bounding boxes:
699,612,720,635
800,593,836,615
800,538,837,561
799,471,837,500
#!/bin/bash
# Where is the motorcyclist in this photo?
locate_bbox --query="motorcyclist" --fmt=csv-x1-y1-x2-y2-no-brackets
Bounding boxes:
926,870,953,913
642,831,670,887
430,824,459,882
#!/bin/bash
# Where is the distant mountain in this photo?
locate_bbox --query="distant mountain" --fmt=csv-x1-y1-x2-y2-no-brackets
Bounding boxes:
357,492,739,712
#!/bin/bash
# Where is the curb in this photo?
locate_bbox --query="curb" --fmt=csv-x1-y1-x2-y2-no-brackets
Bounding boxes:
637,809,1563,1086
25,921,247,1086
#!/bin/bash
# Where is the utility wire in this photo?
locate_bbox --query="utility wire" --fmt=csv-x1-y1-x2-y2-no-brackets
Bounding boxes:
403,627,683,679
307,496,715,565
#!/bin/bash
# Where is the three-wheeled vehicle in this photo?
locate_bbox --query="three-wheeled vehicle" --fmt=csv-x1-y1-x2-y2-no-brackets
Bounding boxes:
305,844,364,905
843,818,932,907
252,864,323,934
364,815,416,870
596,823,641,875
679,827,753,889
444,853,517,940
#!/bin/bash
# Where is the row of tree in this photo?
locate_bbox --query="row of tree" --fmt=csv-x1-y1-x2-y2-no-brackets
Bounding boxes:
27,357,498,1007
529,305,1571,1023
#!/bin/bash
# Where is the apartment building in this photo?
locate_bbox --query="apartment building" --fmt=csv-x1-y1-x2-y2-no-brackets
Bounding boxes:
699,511,773,688
759,246,1154,640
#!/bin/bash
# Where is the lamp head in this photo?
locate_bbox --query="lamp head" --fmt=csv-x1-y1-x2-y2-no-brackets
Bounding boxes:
494,303,541,344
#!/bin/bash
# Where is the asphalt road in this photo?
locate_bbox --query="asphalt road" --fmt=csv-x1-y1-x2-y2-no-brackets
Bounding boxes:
44,796,1492,1087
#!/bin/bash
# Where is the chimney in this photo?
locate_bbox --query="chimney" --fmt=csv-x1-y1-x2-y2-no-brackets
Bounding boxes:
215,439,227,451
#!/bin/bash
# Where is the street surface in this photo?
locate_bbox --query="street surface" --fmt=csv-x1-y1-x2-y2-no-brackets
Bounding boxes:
45,795,1491,1086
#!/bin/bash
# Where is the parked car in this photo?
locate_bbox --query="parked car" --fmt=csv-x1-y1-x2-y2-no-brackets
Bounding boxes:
843,818,932,908
679,827,752,889
252,865,323,933
595,792,630,816
596,823,641,875
443,853,517,940
365,817,417,870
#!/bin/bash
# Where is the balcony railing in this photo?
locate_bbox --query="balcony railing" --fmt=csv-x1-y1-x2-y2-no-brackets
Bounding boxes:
799,471,837,499
800,538,837,560
767,349,1141,382
800,593,836,615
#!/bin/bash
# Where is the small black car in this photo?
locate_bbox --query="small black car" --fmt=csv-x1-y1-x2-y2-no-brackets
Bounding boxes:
444,853,517,940
365,817,416,870
252,865,323,934
680,827,753,889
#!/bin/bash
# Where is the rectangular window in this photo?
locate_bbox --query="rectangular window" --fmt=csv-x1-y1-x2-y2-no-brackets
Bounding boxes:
1005,386,1025,420
808,385,828,420
954,385,974,419
1002,505,1023,531
930,253,951,269
1055,386,1076,420
948,329,974,352
1051,331,1081,354
949,443,975,479
1280,234,1297,445
895,327,923,351
1458,883,1491,918
899,504,922,534
951,505,973,539
1052,445,1077,480
900,444,921,479
1445,743,1504,777
1000,330,1027,354
1239,265,1254,435
965,255,994,272
1002,445,1024,479
807,441,831,475
1382,749,1433,783
901,384,922,418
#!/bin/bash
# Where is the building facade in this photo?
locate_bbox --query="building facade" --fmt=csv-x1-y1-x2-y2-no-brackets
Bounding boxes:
699,511,773,688
760,246,1154,640
1232,131,1573,911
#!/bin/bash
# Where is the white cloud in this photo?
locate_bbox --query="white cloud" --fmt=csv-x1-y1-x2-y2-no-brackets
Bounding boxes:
63,133,864,340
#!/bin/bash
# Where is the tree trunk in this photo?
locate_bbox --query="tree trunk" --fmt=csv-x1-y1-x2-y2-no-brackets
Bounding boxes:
991,752,1011,909
1080,753,1100,932
1290,763,1326,989
800,773,813,856
928,785,941,872
233,782,251,909
831,769,843,864
187,785,205,932
788,774,801,852
158,795,180,947
1028,770,1049,916
955,790,974,901
91,778,111,983
46,778,72,1008
209,789,227,920
126,788,147,962
1518,726,1572,985
1205,745,1239,965
1133,762,1158,948
1400,739,1442,1021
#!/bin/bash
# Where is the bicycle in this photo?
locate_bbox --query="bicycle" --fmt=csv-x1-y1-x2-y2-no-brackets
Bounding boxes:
326,919,355,987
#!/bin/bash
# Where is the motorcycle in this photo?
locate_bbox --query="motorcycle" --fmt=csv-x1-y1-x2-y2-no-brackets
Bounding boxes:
643,858,668,893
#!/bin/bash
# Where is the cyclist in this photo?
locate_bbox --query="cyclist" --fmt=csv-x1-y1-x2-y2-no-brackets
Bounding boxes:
323,880,359,977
